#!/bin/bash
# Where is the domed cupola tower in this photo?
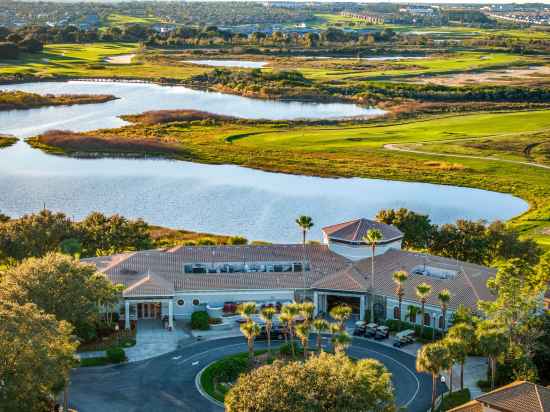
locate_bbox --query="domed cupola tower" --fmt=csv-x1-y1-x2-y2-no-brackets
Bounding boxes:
322,218,404,261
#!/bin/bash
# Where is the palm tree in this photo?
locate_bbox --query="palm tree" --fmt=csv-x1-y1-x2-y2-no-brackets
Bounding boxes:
438,289,452,332
295,215,314,245
476,321,507,390
392,270,408,331
312,318,329,352
295,323,311,359
279,311,291,345
447,323,476,390
295,215,313,301
329,304,352,331
364,228,383,322
299,301,315,326
442,337,467,394
416,282,432,338
416,342,451,412
281,303,300,356
237,301,257,321
240,320,261,363
331,331,352,354
260,307,276,357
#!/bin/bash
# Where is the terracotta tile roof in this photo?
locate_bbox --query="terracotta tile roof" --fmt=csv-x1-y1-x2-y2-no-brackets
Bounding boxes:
322,218,403,243
352,249,496,311
447,400,483,412
99,244,349,292
89,245,496,310
311,264,369,292
450,381,550,412
123,271,175,297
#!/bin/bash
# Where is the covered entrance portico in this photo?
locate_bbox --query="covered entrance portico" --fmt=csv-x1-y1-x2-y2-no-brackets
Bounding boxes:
314,291,367,321
123,298,175,330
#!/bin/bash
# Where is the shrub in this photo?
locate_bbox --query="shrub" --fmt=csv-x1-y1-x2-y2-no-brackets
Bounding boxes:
191,311,210,330
210,357,248,382
383,319,443,341
106,347,126,363
438,389,471,411
228,236,248,245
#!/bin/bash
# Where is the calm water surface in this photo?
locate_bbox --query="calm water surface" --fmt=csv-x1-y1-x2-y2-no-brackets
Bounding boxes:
0,81,528,242
184,60,268,68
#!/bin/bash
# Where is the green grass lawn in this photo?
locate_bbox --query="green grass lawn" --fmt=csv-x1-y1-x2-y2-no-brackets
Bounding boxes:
0,43,206,80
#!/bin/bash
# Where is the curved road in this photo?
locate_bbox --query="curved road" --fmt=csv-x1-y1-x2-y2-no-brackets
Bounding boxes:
69,336,443,412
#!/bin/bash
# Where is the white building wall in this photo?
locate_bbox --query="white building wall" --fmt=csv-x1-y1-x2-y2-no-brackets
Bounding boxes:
172,289,295,319
327,240,402,261
384,297,454,330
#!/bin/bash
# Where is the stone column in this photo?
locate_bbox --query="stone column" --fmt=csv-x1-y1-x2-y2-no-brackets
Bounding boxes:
168,299,174,330
359,295,366,321
313,291,319,316
124,300,130,330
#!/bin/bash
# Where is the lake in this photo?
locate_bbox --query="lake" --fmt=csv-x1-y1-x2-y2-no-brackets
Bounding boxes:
0,81,528,242
184,60,268,68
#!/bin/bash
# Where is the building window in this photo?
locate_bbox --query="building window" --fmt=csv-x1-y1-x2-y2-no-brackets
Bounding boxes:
439,315,444,330
192,299,200,306
424,313,431,326
176,299,185,306
393,307,400,319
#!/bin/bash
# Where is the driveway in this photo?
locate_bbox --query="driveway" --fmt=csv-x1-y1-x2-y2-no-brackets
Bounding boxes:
69,336,443,412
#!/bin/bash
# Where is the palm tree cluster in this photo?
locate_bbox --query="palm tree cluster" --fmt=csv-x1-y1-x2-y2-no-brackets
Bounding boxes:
238,301,355,363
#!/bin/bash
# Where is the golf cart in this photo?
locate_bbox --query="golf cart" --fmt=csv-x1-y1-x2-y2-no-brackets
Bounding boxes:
374,325,390,340
392,329,415,348
353,321,367,336
365,323,378,338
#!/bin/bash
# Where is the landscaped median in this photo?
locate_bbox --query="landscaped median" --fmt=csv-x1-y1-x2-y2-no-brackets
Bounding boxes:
77,328,136,367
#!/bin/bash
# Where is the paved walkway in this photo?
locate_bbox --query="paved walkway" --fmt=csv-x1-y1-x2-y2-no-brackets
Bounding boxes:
441,356,487,398
124,319,193,362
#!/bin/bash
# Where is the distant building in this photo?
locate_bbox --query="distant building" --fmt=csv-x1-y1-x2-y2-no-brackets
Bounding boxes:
340,11,390,25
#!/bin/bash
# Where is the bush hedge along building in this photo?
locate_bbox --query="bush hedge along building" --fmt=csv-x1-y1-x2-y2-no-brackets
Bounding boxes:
84,218,496,331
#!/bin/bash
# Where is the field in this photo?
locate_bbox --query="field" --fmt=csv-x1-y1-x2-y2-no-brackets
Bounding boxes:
0,43,207,80
28,110,550,248
105,13,163,27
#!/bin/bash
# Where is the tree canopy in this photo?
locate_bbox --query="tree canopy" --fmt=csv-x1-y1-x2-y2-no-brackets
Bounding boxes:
225,352,396,412
0,301,78,412
0,252,118,339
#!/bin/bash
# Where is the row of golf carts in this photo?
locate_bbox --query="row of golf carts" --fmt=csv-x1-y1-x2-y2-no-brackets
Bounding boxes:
353,321,416,347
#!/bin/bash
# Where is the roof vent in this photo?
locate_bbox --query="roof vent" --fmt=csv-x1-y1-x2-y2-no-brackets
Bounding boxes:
411,265,458,280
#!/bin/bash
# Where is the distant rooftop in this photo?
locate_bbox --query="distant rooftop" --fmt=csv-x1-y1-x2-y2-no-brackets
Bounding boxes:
322,218,403,244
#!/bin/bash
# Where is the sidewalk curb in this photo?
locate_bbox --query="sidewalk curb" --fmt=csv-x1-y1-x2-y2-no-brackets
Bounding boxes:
195,362,225,409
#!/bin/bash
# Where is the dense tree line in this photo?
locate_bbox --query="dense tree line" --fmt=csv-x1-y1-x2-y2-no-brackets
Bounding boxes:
376,208,541,266
0,209,151,263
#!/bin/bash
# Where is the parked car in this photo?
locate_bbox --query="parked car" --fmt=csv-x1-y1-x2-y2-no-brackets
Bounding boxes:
365,323,378,338
257,324,285,341
353,321,366,336
392,329,415,347
374,325,389,340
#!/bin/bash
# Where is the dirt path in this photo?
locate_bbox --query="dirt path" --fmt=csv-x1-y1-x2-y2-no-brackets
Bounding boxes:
383,143,550,170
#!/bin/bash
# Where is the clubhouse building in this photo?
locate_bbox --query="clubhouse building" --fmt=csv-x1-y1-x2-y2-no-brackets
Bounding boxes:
84,218,497,331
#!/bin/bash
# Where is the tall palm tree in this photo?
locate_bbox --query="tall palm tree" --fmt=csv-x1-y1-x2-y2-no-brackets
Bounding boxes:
364,228,383,322
392,270,408,331
416,282,432,338
240,320,261,363
442,337,467,394
331,331,352,354
295,323,311,359
237,301,257,322
476,321,507,390
260,307,276,357
329,304,352,331
312,318,329,352
447,323,476,390
295,215,314,245
416,342,451,412
438,289,452,332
